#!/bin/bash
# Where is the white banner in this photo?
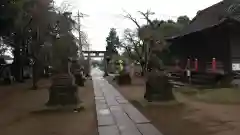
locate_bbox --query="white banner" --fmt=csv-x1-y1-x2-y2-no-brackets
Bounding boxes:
232,63,240,71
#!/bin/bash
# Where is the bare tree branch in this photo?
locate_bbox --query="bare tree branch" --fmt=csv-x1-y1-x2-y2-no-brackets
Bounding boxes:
125,47,133,58
121,42,136,60
58,0,75,13
118,42,133,49
123,29,144,62
138,10,155,27
122,10,141,29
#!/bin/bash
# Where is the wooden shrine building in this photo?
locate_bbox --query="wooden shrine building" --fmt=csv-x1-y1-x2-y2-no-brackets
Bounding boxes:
167,0,240,74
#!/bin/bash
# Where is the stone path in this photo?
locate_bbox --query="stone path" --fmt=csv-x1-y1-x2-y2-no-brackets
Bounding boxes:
91,69,163,135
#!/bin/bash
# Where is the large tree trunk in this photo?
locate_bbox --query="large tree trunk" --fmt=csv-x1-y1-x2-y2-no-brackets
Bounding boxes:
32,59,40,90
140,61,145,76
13,47,24,82
140,64,144,76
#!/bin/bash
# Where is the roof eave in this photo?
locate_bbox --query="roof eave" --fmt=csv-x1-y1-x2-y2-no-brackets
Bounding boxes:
166,18,236,42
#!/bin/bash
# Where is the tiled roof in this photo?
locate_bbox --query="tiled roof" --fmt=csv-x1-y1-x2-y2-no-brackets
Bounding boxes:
171,0,240,38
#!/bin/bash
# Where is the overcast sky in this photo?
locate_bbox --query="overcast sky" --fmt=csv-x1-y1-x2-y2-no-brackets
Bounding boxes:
55,0,222,51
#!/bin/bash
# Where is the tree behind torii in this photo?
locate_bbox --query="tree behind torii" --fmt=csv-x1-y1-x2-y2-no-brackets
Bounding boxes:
122,10,191,74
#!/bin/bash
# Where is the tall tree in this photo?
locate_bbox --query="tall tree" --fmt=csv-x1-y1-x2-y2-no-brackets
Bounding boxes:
0,0,25,36
0,0,80,87
227,1,240,18
177,16,190,27
29,1,78,89
106,28,120,56
121,29,145,74
21,0,54,87
122,10,191,74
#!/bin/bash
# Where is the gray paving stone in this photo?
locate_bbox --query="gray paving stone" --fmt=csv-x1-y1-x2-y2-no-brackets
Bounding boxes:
95,96,105,100
113,92,122,97
115,96,126,100
110,106,135,125
98,125,120,135
105,97,119,106
103,92,115,97
97,115,115,126
118,125,142,135
110,106,142,135
110,90,122,96
94,90,104,97
115,96,127,103
99,84,105,88
121,104,150,123
101,87,111,92
97,109,115,126
95,99,106,104
117,99,129,104
92,73,162,135
97,108,111,115
136,123,163,135
96,102,107,110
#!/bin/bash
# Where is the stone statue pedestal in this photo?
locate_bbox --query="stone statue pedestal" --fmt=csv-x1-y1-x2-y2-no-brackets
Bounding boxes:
71,60,85,87
46,74,81,107
116,72,132,85
144,70,174,102
74,71,85,86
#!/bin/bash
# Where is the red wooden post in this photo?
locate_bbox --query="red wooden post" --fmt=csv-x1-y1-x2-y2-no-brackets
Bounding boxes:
195,58,198,71
212,58,216,72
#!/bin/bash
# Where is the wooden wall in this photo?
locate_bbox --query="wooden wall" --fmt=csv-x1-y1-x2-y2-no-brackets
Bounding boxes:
169,24,232,73
230,29,240,64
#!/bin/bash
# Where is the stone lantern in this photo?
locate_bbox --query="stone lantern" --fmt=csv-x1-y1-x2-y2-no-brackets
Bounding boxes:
46,57,82,110
45,21,83,110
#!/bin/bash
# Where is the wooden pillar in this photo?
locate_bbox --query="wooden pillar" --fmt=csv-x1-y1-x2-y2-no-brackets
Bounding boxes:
212,58,216,72
223,23,232,73
195,58,198,71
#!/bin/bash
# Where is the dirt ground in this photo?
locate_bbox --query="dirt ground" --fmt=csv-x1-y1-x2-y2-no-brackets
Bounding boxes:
108,77,240,135
0,79,97,135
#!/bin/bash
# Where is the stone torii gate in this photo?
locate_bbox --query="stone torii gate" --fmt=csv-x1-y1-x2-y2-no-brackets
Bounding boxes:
82,51,109,76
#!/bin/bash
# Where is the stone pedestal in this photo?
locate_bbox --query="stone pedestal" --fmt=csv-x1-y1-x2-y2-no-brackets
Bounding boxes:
46,74,81,106
116,72,132,85
144,70,174,102
74,73,85,86
71,60,85,87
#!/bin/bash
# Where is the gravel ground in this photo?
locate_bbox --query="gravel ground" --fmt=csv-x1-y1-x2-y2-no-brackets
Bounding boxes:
0,79,97,135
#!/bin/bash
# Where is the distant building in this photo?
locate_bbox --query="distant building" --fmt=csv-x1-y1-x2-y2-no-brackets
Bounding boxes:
167,0,240,73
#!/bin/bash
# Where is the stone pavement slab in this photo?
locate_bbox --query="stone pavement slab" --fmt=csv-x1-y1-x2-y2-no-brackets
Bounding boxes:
105,97,119,106
97,108,115,126
98,125,120,135
137,123,163,135
121,104,150,124
110,106,142,135
96,102,108,110
94,89,104,97
95,96,105,100
116,99,129,104
95,98,107,110
91,69,163,135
